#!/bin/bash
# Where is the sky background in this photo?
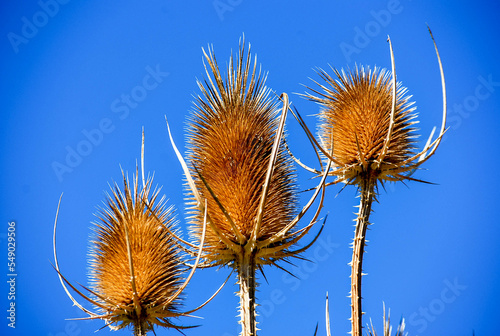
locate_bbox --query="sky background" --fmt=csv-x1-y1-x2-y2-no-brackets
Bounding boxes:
1,1,500,335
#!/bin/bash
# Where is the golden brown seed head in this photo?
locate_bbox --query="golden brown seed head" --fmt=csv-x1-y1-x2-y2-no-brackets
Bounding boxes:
89,174,185,332
186,43,298,266
307,66,418,184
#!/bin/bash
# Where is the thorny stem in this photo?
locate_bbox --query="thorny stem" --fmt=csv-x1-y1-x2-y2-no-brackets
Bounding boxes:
133,320,148,336
237,250,257,336
350,175,376,336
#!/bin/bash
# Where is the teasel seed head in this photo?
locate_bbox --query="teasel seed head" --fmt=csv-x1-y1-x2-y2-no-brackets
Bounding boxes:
164,38,331,336
186,40,301,267
300,31,446,336
89,173,186,332
165,38,330,270
309,65,418,184
301,32,447,188
53,172,201,335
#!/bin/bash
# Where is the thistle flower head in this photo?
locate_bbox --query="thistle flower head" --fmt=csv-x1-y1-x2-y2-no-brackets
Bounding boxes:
185,40,301,267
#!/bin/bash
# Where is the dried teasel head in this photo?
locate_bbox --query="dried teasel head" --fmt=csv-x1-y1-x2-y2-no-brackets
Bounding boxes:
301,32,447,188
174,39,329,269
166,38,331,336
89,174,186,332
310,65,418,184
53,171,209,335
162,38,330,336
186,42,297,266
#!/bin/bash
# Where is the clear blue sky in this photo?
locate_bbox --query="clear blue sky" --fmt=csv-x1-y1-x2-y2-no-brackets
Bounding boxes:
1,1,500,335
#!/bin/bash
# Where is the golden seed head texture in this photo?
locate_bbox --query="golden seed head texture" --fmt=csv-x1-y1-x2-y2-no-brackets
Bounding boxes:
89,174,185,332
307,66,418,183
186,42,298,266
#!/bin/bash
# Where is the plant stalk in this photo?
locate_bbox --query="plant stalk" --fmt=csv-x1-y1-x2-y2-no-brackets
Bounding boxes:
237,250,257,336
350,176,375,336
133,320,147,336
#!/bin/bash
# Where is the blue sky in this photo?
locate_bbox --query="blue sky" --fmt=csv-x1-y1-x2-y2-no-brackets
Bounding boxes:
1,1,500,335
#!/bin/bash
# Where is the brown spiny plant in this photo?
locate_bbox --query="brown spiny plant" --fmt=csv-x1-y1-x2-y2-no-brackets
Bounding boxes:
296,30,446,336
53,169,209,336
167,39,331,336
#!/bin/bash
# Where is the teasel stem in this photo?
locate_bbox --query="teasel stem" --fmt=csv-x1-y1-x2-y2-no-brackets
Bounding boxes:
237,250,258,336
350,175,376,336
133,322,147,336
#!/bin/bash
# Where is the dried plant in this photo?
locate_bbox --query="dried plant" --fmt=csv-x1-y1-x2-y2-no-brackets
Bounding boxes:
53,137,211,335
167,39,331,336
365,304,407,336
297,29,447,336
323,295,407,336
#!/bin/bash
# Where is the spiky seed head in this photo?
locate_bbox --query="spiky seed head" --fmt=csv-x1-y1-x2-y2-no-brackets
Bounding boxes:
186,42,298,266
307,66,418,184
89,174,186,332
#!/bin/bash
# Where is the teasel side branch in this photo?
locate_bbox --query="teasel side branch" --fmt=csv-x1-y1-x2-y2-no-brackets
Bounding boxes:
299,29,446,336
167,38,331,336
